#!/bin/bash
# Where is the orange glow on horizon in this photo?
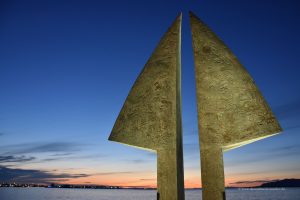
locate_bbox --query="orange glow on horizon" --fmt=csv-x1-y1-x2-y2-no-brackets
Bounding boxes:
56,172,300,189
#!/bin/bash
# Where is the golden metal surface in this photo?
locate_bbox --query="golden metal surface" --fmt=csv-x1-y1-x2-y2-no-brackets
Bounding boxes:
109,12,282,200
109,14,184,200
189,11,282,200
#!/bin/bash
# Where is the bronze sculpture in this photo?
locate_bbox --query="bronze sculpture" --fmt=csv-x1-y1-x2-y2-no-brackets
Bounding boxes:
109,11,282,200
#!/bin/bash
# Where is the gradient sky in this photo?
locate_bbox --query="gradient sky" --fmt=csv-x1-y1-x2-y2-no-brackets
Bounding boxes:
0,0,300,188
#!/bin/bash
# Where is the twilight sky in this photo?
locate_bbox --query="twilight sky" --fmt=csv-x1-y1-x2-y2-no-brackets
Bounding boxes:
0,0,300,188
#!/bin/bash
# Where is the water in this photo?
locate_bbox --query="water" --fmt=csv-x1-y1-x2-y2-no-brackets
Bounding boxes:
0,188,299,200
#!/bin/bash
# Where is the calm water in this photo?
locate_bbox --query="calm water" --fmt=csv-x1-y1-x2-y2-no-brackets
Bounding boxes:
0,188,299,200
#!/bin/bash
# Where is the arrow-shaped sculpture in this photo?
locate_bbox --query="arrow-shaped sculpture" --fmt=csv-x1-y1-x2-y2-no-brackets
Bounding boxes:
109,14,185,200
109,11,282,200
189,11,282,200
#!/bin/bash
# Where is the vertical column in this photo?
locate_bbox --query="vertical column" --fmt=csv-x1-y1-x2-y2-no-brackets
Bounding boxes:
200,146,225,200
157,148,184,200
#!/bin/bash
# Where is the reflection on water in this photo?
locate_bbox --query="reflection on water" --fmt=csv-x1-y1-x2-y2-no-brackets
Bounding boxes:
0,188,299,200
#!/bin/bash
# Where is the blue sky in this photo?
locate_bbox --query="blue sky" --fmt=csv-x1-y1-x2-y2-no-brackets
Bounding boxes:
0,0,300,187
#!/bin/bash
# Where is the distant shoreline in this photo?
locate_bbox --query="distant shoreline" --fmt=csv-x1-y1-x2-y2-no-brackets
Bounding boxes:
1,187,300,190
1,179,300,190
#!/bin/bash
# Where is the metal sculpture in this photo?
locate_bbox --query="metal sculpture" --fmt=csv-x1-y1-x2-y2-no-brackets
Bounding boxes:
109,11,282,200
109,14,184,200
189,11,282,200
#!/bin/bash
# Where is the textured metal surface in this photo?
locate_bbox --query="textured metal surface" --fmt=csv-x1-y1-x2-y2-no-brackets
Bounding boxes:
189,11,282,200
109,14,184,200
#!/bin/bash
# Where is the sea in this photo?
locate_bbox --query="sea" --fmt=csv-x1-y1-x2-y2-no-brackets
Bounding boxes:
0,188,299,200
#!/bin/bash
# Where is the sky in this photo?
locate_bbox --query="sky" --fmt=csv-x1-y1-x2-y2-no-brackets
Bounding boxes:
0,0,300,188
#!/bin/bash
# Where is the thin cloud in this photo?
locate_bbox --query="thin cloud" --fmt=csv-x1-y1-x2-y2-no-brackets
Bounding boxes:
23,142,83,153
94,171,154,179
124,159,150,164
270,144,300,152
0,155,35,163
50,153,73,157
0,165,91,184
140,178,156,181
37,155,107,162
95,171,134,176
229,179,278,185
40,158,60,162
0,142,84,155
38,153,108,163
226,144,300,167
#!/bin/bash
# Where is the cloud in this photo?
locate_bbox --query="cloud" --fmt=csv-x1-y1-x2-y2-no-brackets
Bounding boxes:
226,144,300,167
258,144,300,159
38,153,108,163
1,142,83,155
95,171,134,176
229,179,278,185
22,142,83,154
270,144,300,152
40,158,60,162
0,155,35,163
0,165,90,184
124,159,150,164
140,178,156,181
0,142,89,165
50,153,73,157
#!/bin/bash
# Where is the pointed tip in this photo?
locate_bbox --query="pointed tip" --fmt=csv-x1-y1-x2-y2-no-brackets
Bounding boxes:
188,11,209,30
107,13,182,149
189,11,199,25
175,12,182,23
189,10,196,18
108,132,114,141
279,125,283,133
190,10,283,146
178,12,183,18
166,12,182,34
189,10,202,22
179,13,182,28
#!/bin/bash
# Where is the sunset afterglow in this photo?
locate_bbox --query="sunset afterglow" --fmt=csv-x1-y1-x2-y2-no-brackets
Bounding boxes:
1,0,299,189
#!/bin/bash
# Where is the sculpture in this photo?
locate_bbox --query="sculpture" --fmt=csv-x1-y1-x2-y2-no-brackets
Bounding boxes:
109,11,282,200
189,11,282,200
109,14,185,200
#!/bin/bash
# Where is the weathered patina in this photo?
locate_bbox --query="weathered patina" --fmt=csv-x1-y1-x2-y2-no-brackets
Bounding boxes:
189,11,282,200
109,14,184,200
